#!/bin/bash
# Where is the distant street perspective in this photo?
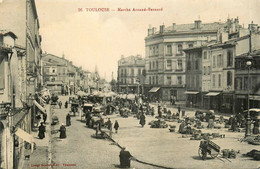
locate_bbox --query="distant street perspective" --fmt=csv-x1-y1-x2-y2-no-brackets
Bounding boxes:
0,0,260,169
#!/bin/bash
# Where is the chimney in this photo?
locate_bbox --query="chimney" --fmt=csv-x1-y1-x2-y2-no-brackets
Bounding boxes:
152,27,157,34
172,23,176,31
160,25,165,33
148,24,152,36
194,20,201,29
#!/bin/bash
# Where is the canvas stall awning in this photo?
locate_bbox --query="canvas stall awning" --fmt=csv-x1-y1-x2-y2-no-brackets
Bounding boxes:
185,91,199,95
205,92,220,96
15,128,34,152
149,87,160,93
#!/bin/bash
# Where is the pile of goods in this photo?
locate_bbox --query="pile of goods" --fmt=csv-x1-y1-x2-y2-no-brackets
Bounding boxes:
169,125,176,132
244,149,260,160
221,149,239,159
190,132,225,140
149,119,168,128
244,135,260,145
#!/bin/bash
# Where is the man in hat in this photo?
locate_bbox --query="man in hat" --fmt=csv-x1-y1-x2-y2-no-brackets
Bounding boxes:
119,147,132,168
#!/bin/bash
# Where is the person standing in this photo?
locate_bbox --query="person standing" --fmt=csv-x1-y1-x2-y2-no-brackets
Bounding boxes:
178,106,181,115
38,122,46,139
59,123,66,139
66,113,71,126
139,113,146,127
58,101,62,109
43,112,47,124
119,147,132,168
114,120,119,133
65,101,68,109
253,119,260,134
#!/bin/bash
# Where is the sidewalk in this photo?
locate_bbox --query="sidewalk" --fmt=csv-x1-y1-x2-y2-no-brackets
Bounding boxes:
22,104,51,169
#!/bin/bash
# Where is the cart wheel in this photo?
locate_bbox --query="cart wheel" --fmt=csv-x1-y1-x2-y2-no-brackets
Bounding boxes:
210,150,219,158
198,148,203,158
198,148,207,160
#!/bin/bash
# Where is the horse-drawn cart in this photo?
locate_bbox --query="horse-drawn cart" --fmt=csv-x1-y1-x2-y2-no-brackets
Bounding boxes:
198,140,220,160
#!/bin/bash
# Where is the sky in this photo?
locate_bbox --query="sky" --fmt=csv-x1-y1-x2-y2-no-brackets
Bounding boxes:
35,0,260,81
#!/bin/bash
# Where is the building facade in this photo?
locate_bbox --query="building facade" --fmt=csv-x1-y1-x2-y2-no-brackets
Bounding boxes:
0,0,42,168
183,20,260,114
144,19,234,101
118,55,145,94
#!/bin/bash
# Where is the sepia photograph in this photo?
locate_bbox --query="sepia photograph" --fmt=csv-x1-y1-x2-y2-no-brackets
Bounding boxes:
0,0,260,168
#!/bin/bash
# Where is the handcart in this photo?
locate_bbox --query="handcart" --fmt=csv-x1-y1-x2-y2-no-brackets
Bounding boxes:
198,140,220,160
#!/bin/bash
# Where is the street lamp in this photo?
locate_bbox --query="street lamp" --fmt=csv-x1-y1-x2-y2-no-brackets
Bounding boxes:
245,60,252,137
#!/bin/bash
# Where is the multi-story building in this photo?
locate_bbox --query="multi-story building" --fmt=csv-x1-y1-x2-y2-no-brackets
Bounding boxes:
144,19,242,101
0,31,17,169
235,23,260,113
117,55,145,94
183,46,204,108
0,1,42,168
183,20,260,114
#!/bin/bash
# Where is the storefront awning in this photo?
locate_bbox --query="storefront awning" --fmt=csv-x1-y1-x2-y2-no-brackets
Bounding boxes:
206,92,220,96
15,128,34,152
185,91,199,95
250,95,260,101
149,87,160,93
33,100,46,114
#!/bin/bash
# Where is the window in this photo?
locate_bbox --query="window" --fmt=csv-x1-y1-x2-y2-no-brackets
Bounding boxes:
153,47,155,55
156,76,158,84
149,77,151,84
213,74,216,87
208,66,210,75
131,68,134,75
177,44,183,54
149,47,152,56
244,77,248,90
188,44,193,48
0,57,5,89
213,55,216,68
218,74,221,87
203,51,207,59
51,77,55,82
152,76,155,84
166,60,172,70
187,61,191,70
138,69,141,75
177,60,183,70
156,45,159,55
203,66,206,75
195,59,199,70
52,69,55,73
217,54,222,67
235,77,242,90
167,76,172,85
252,77,257,90
227,71,232,86
166,45,172,55
177,76,182,85
227,50,233,67
156,61,158,70
131,78,134,84
149,61,151,70
152,61,155,69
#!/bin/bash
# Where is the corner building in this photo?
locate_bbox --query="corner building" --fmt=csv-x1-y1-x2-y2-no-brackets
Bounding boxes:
144,20,228,101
